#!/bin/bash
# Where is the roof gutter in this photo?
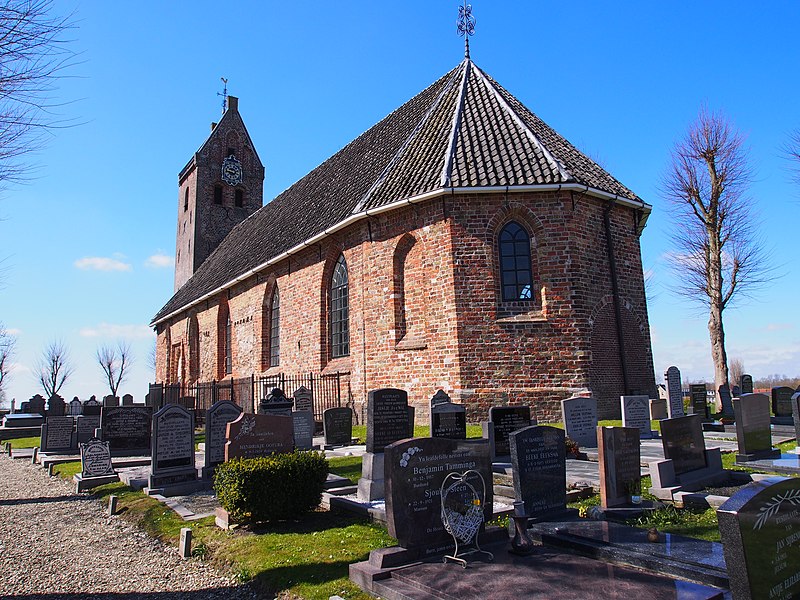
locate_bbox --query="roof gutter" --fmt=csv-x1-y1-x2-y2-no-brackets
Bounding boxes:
151,183,651,327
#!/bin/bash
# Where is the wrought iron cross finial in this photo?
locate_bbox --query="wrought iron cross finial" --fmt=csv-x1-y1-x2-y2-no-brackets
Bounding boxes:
217,77,229,115
457,1,476,58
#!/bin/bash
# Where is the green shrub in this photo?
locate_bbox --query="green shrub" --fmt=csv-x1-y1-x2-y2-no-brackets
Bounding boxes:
214,451,329,523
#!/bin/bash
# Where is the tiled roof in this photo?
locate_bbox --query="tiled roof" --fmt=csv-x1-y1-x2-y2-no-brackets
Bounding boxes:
152,59,646,325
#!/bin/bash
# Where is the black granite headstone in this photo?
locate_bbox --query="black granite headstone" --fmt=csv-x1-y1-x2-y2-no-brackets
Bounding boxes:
27,394,46,416
292,410,314,450
429,390,466,440
740,374,754,395
76,415,101,444
69,397,83,416
598,426,641,509
40,416,76,453
719,384,734,417
366,388,409,453
258,388,294,417
660,415,707,474
384,436,492,552
733,394,780,462
323,407,353,446
489,405,531,457
718,477,800,600
793,392,800,447
509,425,567,519
83,397,101,417
100,406,152,455
203,400,242,473
689,384,709,421
149,404,197,488
772,387,795,418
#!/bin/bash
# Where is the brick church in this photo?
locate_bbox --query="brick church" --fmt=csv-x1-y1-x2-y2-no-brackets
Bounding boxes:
152,55,657,421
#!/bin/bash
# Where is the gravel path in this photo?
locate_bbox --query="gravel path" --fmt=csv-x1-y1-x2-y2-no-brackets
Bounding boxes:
0,454,258,599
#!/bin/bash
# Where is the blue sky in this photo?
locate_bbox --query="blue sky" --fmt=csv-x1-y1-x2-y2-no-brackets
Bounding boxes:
2,1,799,407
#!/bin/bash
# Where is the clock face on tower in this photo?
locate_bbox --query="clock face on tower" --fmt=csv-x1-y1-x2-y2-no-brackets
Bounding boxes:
221,155,243,186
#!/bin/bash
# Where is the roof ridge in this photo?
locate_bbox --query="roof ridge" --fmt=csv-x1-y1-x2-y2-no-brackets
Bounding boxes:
440,58,471,187
351,65,463,214
470,63,572,183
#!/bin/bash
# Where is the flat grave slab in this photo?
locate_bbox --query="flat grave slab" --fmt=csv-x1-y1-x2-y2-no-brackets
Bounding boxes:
734,453,800,475
357,541,725,600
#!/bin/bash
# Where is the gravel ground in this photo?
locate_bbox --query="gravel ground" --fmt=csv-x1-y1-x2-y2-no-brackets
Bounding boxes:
0,454,258,599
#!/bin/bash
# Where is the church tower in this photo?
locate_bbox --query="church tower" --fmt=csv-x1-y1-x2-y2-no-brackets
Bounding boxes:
174,96,264,291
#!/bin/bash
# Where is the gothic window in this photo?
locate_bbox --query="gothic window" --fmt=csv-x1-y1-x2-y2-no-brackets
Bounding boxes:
330,254,349,358
235,189,244,207
214,185,223,205
499,221,533,301
225,314,232,375
269,287,280,367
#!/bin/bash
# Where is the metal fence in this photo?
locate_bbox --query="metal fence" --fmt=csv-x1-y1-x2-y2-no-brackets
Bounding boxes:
148,371,351,425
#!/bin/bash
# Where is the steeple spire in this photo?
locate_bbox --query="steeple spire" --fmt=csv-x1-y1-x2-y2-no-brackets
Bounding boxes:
457,1,476,59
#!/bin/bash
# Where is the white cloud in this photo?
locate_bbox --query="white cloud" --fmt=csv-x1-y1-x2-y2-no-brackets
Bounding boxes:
2,328,21,336
79,323,154,339
145,253,173,269
766,323,794,332
74,257,132,272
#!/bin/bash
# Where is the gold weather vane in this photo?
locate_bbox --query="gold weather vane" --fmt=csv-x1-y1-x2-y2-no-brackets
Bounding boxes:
457,1,476,58
218,77,229,115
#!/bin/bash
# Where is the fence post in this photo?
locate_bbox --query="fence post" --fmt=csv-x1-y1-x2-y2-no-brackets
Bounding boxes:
336,372,342,408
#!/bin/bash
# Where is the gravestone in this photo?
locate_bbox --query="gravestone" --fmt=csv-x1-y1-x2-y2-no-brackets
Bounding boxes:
293,386,313,414
407,406,416,438
149,404,197,490
40,416,76,453
292,410,314,450
793,392,800,448
732,385,741,398
74,437,118,492
509,425,567,519
740,374,754,395
83,397,102,416
224,413,293,460
689,384,710,421
69,397,83,416
772,386,795,418
258,388,294,417
103,395,120,407
485,405,532,458
660,415,707,474
27,394,46,416
76,415,101,444
560,394,597,448
719,384,734,417
665,366,684,418
80,438,115,477
323,407,353,446
100,406,152,455
597,426,641,509
202,400,242,477
384,436,492,553
359,388,410,501
122,393,134,406
46,394,66,417
620,395,653,438
649,398,668,420
718,477,800,600
429,390,466,440
733,393,780,462
366,388,410,453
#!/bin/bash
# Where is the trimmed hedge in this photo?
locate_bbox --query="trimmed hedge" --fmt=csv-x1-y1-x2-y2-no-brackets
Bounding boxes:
214,451,329,523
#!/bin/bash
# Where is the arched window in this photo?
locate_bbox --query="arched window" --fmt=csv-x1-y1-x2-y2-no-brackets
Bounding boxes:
499,221,533,301
330,255,349,358
225,314,232,375
269,287,280,367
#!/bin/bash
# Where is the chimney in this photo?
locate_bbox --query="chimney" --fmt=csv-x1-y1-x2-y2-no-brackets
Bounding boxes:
227,96,238,112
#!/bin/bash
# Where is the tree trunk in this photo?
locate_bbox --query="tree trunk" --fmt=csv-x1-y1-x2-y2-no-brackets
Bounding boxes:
708,302,729,412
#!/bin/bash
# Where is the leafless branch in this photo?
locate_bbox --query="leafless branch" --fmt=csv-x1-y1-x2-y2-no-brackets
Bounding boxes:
96,340,132,398
0,322,15,393
782,128,800,188
36,338,72,397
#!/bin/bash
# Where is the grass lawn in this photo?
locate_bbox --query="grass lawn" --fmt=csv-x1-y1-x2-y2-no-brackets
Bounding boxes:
8,436,40,449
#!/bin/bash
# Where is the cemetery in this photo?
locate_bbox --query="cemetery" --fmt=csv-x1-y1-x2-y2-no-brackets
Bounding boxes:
1,375,798,600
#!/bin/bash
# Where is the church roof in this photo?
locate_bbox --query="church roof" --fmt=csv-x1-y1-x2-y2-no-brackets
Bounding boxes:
152,58,649,325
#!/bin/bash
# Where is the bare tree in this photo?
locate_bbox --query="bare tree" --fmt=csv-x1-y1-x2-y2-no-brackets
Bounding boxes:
37,339,72,397
729,357,744,390
783,128,800,187
662,109,773,409
96,341,132,398
0,323,15,394
0,0,77,185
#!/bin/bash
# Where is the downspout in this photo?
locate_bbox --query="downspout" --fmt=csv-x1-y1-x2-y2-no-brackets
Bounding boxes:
603,202,630,394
